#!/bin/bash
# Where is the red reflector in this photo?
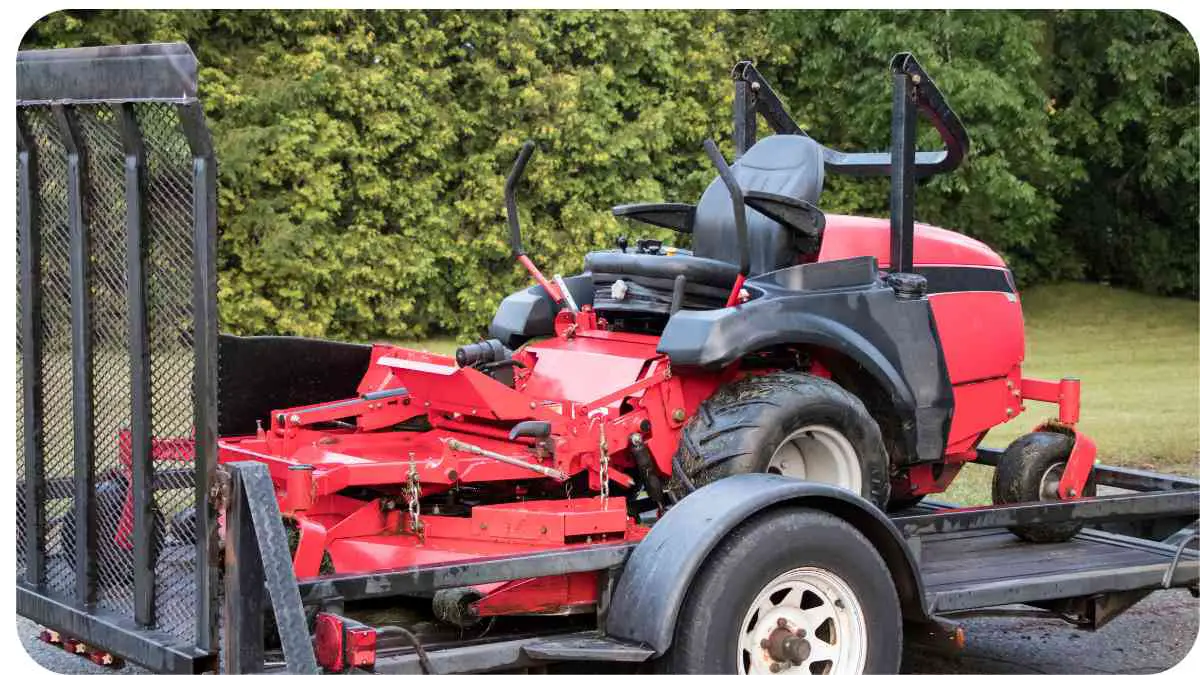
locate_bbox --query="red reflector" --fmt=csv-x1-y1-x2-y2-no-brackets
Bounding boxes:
313,613,346,672
346,625,378,669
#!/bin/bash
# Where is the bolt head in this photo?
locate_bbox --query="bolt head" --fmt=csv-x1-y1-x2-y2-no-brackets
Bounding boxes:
769,663,783,673
751,81,762,92
672,408,686,422
289,414,301,424
760,638,770,648
834,598,845,609
1067,488,1077,497
777,617,789,628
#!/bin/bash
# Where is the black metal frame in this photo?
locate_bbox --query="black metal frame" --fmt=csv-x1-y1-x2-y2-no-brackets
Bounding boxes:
731,54,970,274
258,453,1195,672
221,462,318,674
16,43,219,673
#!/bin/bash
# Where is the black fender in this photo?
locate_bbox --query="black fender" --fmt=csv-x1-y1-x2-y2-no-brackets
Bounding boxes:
657,277,953,463
606,473,926,655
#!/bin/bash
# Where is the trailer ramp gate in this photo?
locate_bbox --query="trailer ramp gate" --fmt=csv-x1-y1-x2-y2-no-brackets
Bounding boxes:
16,43,218,672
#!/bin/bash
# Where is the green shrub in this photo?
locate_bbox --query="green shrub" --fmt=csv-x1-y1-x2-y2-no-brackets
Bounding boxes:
24,9,1197,341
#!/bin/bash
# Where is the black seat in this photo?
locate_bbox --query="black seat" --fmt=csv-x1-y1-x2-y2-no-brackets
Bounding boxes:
589,134,826,312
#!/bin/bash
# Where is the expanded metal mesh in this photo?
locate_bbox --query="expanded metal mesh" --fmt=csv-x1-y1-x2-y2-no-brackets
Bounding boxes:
16,154,26,579
23,106,77,596
140,102,201,641
16,99,211,645
75,104,137,618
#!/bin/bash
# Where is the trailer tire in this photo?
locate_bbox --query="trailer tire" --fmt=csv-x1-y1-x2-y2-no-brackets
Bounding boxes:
992,431,1096,543
660,506,902,675
672,372,891,508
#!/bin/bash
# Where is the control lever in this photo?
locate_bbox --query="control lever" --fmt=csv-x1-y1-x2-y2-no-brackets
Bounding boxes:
554,274,580,313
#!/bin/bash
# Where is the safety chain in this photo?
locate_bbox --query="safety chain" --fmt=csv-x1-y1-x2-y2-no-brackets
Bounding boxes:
598,421,610,502
406,451,424,540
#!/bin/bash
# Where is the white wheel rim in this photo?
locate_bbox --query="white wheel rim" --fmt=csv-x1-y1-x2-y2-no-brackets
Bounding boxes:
767,425,862,494
1039,461,1066,500
737,567,868,675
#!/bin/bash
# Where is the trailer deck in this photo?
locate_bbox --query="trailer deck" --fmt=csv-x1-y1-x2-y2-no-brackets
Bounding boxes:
274,475,1198,674
919,525,1197,615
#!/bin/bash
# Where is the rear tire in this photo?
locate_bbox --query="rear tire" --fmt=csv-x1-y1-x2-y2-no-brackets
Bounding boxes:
992,431,1096,543
672,372,891,508
660,507,902,675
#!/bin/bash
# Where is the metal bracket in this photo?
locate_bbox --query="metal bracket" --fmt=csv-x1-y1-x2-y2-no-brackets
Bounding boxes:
223,461,319,674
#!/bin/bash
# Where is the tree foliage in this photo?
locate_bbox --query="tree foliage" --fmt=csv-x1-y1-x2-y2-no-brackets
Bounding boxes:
23,10,1198,340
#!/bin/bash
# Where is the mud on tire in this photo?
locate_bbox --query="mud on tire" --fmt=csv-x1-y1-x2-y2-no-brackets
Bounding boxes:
992,431,1096,543
670,372,891,508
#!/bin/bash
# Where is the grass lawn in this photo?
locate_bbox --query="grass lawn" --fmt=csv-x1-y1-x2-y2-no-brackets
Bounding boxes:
943,282,1199,505
405,282,1198,506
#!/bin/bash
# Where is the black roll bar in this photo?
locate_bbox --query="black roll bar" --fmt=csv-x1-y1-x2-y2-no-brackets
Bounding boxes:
731,54,969,177
731,53,969,275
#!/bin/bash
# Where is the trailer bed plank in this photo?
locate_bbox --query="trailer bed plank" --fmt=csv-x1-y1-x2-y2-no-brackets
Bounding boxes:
919,526,1198,613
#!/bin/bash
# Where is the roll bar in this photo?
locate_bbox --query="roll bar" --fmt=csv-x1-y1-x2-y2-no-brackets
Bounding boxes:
731,52,969,274
731,53,969,178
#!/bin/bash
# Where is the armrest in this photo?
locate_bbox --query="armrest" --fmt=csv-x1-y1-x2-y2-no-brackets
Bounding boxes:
743,190,825,238
611,202,696,234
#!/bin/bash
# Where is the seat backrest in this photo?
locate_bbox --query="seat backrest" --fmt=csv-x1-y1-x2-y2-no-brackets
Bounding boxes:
693,134,824,274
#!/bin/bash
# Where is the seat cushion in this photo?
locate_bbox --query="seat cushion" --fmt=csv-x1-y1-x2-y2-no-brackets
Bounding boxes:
584,250,740,288
584,250,740,313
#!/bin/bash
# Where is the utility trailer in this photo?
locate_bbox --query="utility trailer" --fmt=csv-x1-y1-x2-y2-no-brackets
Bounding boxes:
14,43,1199,675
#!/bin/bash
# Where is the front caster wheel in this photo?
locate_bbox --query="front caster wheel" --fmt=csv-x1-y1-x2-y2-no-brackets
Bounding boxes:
659,508,902,675
992,431,1096,543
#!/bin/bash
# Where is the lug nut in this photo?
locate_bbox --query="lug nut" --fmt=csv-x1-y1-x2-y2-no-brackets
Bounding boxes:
760,638,770,648
777,617,789,628
770,664,783,673
796,628,806,638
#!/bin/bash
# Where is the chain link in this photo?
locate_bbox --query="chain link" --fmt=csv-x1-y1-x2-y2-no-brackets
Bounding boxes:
406,451,423,538
598,421,610,502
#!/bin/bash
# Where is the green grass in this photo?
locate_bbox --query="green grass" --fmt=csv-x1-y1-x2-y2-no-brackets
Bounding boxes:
941,282,1199,505
401,283,1198,507
385,336,459,356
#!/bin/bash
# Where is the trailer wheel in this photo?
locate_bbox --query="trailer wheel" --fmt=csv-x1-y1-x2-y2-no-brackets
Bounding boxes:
672,372,890,508
661,507,901,674
992,431,1096,543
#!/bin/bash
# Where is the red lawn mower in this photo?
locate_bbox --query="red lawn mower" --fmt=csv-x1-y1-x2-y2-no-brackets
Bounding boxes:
137,54,1096,627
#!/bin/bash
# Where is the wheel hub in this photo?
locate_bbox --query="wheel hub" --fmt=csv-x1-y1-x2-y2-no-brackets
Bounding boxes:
765,623,812,665
738,567,867,675
766,425,862,496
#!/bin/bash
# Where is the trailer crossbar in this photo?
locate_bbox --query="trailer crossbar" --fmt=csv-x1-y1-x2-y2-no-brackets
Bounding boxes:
894,489,1199,538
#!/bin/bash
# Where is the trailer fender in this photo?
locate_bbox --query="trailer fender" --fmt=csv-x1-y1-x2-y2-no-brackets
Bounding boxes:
606,473,925,656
